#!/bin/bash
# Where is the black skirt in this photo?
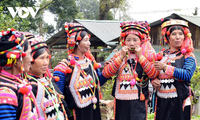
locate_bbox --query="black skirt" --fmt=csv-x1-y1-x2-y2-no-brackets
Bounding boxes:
115,99,147,120
155,97,185,120
73,103,101,120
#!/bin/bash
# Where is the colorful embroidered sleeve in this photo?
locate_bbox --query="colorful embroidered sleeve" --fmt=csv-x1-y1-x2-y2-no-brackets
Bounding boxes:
165,57,196,82
0,87,18,119
138,55,159,79
102,56,122,78
96,68,110,86
53,60,68,93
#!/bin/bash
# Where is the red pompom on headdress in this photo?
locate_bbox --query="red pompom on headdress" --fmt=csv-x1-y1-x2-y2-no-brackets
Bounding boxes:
64,22,86,54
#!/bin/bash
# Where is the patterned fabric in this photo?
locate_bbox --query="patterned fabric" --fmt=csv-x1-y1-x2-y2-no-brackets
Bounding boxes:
27,75,69,120
0,70,40,120
28,35,48,53
64,23,86,54
102,56,122,78
138,55,159,78
53,54,108,120
0,105,17,119
155,49,196,120
173,57,196,82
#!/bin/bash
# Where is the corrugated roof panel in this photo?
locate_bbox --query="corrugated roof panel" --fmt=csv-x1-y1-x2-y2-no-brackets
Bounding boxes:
75,19,122,44
178,14,200,27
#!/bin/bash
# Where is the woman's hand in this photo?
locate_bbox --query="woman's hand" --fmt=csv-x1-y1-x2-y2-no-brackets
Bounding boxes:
134,45,143,58
154,61,166,70
119,46,129,60
104,59,113,66
152,78,161,90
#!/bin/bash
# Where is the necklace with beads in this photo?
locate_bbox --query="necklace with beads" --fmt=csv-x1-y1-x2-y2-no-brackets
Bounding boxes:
26,74,67,120
164,50,182,65
126,52,146,101
69,54,99,109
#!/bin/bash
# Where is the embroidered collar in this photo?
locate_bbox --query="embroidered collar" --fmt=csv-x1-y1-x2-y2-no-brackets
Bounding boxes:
70,53,86,60
27,72,47,79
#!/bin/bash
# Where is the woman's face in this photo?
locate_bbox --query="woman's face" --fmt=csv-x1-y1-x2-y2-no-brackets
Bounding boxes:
31,51,49,76
125,33,141,52
78,34,91,54
169,29,184,50
22,44,32,72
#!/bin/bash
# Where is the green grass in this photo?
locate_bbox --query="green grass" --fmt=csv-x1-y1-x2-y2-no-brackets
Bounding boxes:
147,113,200,120
147,113,154,120
192,115,200,119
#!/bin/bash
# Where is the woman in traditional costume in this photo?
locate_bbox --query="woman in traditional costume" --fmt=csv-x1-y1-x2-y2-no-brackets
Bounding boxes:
153,19,196,120
53,23,107,120
26,35,71,120
0,29,44,119
102,21,159,120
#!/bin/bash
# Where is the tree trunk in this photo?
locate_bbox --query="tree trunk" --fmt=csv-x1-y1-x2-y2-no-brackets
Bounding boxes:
99,0,122,20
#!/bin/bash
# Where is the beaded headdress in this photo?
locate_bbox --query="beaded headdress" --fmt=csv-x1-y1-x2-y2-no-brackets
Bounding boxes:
29,35,48,53
120,21,151,46
64,22,88,54
161,19,194,54
64,22,100,69
0,29,27,70
119,21,156,62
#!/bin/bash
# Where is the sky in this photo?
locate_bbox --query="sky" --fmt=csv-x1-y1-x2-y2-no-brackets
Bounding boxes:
126,0,200,22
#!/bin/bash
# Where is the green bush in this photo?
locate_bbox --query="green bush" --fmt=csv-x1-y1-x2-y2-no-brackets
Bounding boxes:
190,66,200,105
101,75,116,100
147,113,154,120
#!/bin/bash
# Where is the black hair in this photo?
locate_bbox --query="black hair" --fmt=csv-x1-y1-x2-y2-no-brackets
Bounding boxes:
165,26,184,41
22,40,29,52
32,48,49,62
74,31,88,48
169,26,184,34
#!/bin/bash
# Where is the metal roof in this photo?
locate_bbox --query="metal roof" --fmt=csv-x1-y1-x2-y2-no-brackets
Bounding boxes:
150,13,200,27
74,19,122,44
46,19,122,49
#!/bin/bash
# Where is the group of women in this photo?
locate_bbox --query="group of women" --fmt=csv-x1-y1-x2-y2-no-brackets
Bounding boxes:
0,18,196,120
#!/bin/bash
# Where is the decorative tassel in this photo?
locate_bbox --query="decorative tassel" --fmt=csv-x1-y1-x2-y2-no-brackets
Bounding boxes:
187,33,192,38
93,62,100,70
77,36,82,41
186,47,192,53
167,31,170,36
66,67,72,73
140,92,145,101
22,52,26,57
156,53,163,61
140,34,145,39
181,48,186,54
38,117,45,120
54,76,60,82
130,79,136,86
19,86,29,94
121,33,126,37
70,59,76,65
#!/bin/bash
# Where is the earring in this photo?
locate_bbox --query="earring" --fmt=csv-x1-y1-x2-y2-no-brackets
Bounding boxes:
76,42,79,45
